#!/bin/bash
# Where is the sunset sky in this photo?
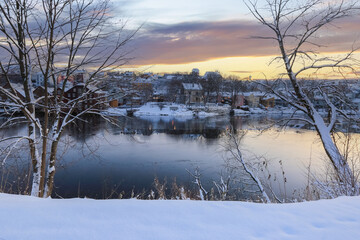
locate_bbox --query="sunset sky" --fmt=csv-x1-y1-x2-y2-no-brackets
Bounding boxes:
114,0,360,79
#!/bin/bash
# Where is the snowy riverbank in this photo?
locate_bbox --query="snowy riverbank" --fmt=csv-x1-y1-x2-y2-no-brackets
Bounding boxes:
1,193,360,240
104,102,223,118
104,103,360,119
232,107,306,115
103,103,297,118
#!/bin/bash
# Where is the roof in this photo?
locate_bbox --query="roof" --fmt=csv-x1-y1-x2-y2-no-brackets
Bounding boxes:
182,83,202,91
243,92,263,97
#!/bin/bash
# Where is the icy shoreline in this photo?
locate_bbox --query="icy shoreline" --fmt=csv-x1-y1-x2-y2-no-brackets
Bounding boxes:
1,193,359,240
103,103,360,120
104,102,224,118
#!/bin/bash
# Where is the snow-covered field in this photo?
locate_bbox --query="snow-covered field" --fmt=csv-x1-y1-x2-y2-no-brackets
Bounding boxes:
1,194,360,240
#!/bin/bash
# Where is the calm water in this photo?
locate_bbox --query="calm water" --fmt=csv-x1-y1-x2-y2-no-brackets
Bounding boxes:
1,115,358,199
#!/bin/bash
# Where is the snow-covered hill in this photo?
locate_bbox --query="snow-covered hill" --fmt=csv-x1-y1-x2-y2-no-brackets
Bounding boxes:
0,194,359,240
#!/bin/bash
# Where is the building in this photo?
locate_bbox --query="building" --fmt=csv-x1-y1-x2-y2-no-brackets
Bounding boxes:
56,70,89,85
31,72,45,87
63,84,107,110
0,66,23,85
260,95,275,108
243,92,262,108
182,83,203,105
232,94,245,109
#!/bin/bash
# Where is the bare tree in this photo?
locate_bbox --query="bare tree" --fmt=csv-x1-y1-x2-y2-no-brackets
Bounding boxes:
223,128,271,203
0,0,137,197
246,0,360,195
200,71,223,104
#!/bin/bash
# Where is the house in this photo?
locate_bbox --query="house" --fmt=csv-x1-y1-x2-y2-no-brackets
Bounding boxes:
232,94,245,109
33,86,55,107
123,71,135,78
152,92,165,102
33,86,53,98
109,99,118,108
0,66,23,85
0,83,26,102
63,84,107,110
132,78,153,102
119,89,142,106
31,72,45,87
181,83,203,105
56,70,89,85
243,92,262,108
260,95,275,108
217,92,232,105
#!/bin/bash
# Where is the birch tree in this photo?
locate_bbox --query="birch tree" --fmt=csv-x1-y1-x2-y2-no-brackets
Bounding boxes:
223,128,271,203
0,0,136,197
246,0,360,195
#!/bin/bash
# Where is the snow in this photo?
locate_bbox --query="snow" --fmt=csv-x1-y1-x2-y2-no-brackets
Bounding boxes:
135,103,196,117
105,107,127,116
104,103,219,118
0,194,360,240
232,107,308,116
182,83,203,91
105,104,359,118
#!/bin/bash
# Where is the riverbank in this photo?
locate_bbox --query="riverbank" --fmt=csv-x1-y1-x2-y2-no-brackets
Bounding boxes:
104,102,360,118
103,102,295,117
104,102,228,117
0,193,359,240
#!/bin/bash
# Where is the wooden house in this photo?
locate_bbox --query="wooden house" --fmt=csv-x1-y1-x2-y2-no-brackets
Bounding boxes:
181,83,203,105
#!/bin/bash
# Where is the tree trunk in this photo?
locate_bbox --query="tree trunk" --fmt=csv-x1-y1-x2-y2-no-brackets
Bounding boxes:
29,122,42,196
314,117,357,195
277,33,357,195
44,140,59,197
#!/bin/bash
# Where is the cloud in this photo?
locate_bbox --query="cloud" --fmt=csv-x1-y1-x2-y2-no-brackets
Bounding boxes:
129,16,360,66
130,20,276,65
229,70,255,74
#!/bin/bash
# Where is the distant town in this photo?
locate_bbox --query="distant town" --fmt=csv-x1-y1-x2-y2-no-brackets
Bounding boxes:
1,67,360,117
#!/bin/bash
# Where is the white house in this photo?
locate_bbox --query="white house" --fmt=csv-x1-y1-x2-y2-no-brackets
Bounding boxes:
182,83,203,105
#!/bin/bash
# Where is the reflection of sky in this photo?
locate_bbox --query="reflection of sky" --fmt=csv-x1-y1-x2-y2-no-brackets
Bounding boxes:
52,116,350,199
2,116,360,199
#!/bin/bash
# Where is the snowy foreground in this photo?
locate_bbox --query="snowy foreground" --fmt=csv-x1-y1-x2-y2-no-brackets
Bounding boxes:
1,194,360,240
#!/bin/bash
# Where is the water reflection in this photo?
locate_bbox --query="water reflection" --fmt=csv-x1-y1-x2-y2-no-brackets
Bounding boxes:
1,115,359,199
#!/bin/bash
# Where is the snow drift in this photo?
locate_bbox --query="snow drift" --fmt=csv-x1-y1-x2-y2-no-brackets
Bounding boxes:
0,194,359,240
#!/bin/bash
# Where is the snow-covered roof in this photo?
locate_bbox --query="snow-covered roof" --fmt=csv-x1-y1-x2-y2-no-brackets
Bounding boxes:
243,92,263,97
34,86,54,95
218,92,232,97
70,83,102,93
134,78,153,84
182,83,202,91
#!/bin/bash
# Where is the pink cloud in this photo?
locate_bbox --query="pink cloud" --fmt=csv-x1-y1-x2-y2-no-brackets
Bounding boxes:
130,16,360,65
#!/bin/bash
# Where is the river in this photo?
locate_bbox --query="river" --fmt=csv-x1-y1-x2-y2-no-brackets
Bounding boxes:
1,115,358,200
